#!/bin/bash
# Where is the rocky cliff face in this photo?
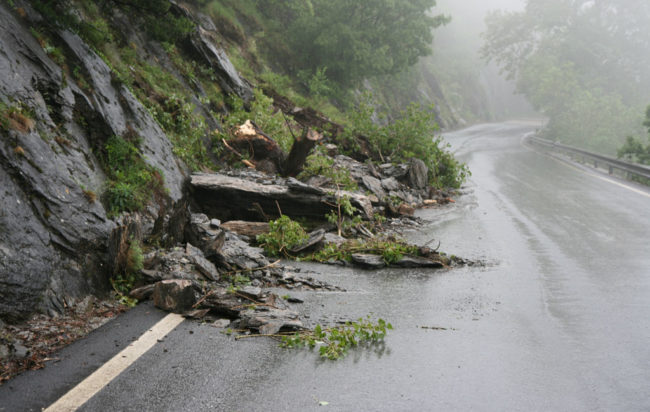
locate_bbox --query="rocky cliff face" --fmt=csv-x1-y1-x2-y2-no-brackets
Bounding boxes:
0,1,250,322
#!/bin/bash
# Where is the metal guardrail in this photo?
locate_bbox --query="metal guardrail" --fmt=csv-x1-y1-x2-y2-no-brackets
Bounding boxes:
527,135,650,181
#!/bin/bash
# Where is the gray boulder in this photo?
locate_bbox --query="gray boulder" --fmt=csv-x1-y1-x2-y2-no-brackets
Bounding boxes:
381,177,401,191
351,254,386,269
215,232,269,271
406,158,429,190
362,175,386,200
153,279,201,313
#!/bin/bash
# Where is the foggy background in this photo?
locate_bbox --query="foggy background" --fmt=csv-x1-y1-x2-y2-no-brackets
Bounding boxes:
434,0,536,121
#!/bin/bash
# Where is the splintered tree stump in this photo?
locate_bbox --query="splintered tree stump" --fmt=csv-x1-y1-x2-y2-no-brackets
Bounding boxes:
227,120,322,176
283,128,322,176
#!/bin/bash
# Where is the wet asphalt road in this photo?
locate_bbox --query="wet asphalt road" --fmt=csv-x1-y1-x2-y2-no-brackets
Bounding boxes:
6,122,650,411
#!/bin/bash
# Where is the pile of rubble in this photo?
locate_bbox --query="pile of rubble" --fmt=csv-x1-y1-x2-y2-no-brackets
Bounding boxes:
119,152,459,333
119,212,345,336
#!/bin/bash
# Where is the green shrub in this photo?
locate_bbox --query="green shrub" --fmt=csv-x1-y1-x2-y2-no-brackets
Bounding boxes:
617,105,650,166
103,135,166,216
256,215,308,257
109,47,215,171
126,240,144,274
78,17,114,50
298,67,333,99
145,15,195,44
0,102,9,132
343,93,470,189
325,193,359,237
149,94,211,171
298,147,357,190
105,0,195,44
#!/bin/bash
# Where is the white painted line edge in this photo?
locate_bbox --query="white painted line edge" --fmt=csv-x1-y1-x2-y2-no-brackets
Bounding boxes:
44,313,185,412
554,156,650,198
523,138,650,199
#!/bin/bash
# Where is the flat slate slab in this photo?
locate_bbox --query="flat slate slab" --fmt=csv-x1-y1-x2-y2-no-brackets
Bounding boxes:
191,173,373,221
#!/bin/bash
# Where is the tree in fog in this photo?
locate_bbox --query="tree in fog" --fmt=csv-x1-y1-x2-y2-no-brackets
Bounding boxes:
618,105,650,165
256,0,449,89
482,0,650,154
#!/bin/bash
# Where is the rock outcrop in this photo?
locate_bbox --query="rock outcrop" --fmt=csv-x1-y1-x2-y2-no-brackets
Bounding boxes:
0,2,251,322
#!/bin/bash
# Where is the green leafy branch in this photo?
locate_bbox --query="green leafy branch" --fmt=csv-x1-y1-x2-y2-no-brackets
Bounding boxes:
256,215,308,257
281,317,393,360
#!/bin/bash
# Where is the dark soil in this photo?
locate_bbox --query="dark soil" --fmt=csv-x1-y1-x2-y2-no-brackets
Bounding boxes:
0,298,128,384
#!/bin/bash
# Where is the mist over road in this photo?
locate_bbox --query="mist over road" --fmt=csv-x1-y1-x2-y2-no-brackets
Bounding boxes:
7,122,649,411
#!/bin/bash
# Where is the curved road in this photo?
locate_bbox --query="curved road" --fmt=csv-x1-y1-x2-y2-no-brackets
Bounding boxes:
4,122,650,411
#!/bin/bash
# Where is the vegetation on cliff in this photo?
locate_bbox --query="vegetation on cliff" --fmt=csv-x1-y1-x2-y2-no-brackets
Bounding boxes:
22,0,468,199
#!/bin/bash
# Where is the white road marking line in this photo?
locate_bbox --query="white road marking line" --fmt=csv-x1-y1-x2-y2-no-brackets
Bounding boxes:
586,171,650,198
44,313,184,412
524,139,650,199
554,156,650,198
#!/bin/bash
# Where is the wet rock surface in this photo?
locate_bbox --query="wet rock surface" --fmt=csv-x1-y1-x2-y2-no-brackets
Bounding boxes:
153,280,201,314
191,172,374,221
0,0,265,322
0,4,115,321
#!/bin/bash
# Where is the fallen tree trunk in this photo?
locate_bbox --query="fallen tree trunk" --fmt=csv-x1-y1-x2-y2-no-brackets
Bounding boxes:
227,120,322,176
262,87,344,139
220,221,269,237
262,87,373,160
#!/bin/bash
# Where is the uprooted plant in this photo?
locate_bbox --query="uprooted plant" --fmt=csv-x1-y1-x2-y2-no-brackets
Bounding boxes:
325,189,360,237
256,215,309,257
280,317,393,360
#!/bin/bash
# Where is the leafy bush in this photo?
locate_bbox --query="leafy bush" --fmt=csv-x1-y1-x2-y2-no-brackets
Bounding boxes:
110,47,215,171
618,105,650,166
149,94,211,171
103,135,166,216
298,147,357,190
256,215,308,257
326,193,360,237
105,0,195,44
343,94,470,188
617,136,650,165
298,67,333,99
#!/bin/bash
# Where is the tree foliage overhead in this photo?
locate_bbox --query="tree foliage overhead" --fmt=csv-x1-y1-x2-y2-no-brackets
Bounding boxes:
256,0,449,88
481,0,650,154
